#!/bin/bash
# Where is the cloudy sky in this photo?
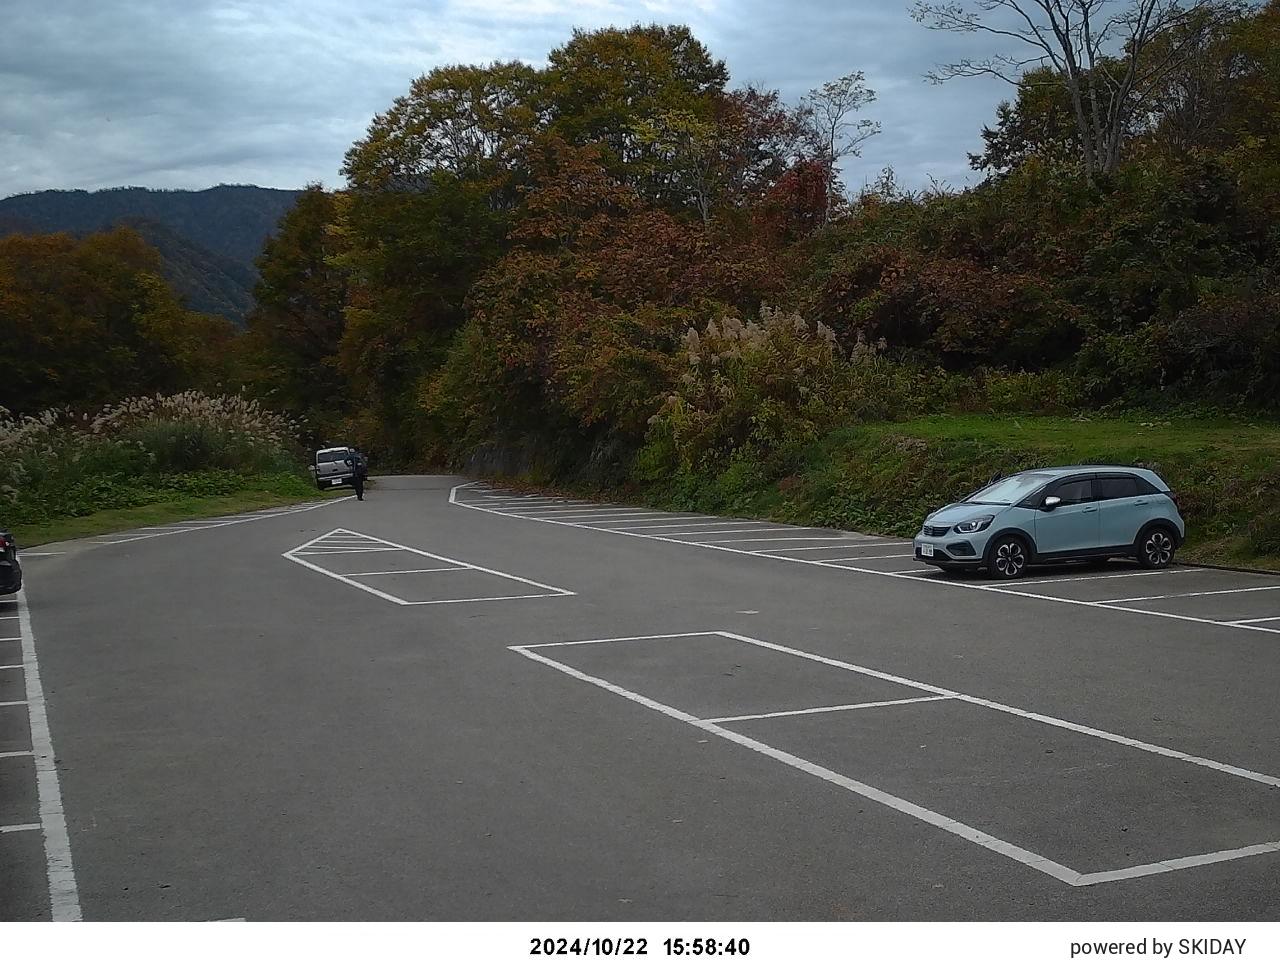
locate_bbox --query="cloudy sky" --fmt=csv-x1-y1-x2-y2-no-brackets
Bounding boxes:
1,0,1010,199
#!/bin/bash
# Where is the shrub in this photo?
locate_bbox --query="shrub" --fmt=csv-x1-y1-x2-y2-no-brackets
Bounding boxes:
0,392,305,526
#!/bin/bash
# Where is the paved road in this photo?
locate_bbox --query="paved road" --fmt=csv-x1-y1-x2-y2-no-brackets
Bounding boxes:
4,475,1280,920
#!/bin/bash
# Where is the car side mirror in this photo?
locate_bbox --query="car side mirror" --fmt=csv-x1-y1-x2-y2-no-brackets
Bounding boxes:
1042,495,1062,511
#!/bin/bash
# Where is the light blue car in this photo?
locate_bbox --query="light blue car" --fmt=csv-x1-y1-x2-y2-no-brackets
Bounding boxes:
914,466,1185,579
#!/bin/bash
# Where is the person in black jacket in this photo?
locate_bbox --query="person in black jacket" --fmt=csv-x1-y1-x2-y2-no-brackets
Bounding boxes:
348,449,368,501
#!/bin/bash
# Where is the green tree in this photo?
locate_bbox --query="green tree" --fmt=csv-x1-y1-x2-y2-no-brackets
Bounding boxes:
545,25,729,193
243,186,350,428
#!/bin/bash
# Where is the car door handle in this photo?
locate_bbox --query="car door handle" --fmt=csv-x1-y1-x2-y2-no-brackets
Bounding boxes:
1083,506,1098,513
1134,499,1148,505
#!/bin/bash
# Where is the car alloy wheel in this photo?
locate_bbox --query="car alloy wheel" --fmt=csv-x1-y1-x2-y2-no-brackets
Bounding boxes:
1142,529,1174,568
991,537,1027,579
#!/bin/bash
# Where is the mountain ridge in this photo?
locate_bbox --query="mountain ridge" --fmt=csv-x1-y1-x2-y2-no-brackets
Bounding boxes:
0,184,303,323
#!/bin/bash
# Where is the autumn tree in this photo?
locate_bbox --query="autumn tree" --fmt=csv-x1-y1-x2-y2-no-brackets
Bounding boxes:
0,228,234,411
544,24,729,198
802,72,881,222
911,0,1246,180
342,61,543,208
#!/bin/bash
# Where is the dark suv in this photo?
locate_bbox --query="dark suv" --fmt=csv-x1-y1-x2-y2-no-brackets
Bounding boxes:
0,532,22,595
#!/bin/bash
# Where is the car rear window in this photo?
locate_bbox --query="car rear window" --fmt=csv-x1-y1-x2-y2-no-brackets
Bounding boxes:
1096,475,1141,500
316,450,350,463
965,473,1054,505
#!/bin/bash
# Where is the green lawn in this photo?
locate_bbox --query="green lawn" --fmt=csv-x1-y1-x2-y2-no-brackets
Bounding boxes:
864,414,1280,459
631,413,1280,573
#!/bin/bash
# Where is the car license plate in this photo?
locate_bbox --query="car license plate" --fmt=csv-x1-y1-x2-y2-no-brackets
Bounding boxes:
919,543,934,557
330,478,343,486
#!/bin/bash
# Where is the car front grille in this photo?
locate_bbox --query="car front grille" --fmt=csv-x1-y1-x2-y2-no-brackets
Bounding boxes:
922,524,950,537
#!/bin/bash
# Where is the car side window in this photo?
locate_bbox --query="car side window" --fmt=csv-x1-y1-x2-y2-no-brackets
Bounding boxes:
1096,475,1140,500
1052,477,1094,505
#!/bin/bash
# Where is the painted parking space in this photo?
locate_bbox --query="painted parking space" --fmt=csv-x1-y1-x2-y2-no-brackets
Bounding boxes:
282,528,575,606
452,482,1280,635
0,591,79,921
513,630,1280,887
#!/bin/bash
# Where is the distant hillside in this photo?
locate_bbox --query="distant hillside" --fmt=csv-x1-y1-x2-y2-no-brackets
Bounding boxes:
119,217,258,322
0,185,303,323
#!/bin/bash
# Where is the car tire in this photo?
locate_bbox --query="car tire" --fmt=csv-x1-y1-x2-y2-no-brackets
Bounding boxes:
1137,526,1177,569
986,534,1029,580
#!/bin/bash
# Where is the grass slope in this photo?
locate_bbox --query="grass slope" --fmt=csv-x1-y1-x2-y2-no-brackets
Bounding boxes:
566,415,1280,572
14,481,348,547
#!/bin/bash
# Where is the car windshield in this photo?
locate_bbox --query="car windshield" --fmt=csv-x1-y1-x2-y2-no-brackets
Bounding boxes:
965,473,1053,505
316,450,349,463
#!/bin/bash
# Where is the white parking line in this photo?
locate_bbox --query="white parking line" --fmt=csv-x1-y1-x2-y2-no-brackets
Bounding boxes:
0,750,34,759
93,496,355,546
659,527,796,537
752,541,896,553
706,695,954,723
986,568,1200,588
283,529,574,606
0,823,41,834
452,483,1280,638
816,553,915,562
513,630,1280,887
348,567,466,576
0,664,24,671
587,518,729,528
506,509,660,519
1230,616,1280,625
1096,585,1280,604
697,536,856,544
294,547,403,555
13,589,81,920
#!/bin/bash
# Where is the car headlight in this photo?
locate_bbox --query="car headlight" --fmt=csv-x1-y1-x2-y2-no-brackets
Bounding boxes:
953,516,994,534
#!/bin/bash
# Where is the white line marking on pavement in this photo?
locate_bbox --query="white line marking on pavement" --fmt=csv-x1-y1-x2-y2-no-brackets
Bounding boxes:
1075,842,1280,885
514,630,1280,886
450,483,1280,638
697,536,855,544
0,750,34,759
816,553,915,562
509,642,1080,886
15,589,82,920
293,547,403,555
994,568,1201,587
0,823,41,834
94,496,355,546
17,552,64,558
348,567,466,576
706,695,955,723
712,629,1280,788
505,509,660,519
0,699,29,706
0,663,24,670
0,614,19,619
283,529,574,606
522,631,715,649
1230,616,1280,625
753,540,895,552
657,527,796,537
586,518,730,528
1096,584,1280,604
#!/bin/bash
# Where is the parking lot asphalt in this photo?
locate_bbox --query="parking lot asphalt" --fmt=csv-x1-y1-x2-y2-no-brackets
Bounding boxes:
3,474,1280,920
